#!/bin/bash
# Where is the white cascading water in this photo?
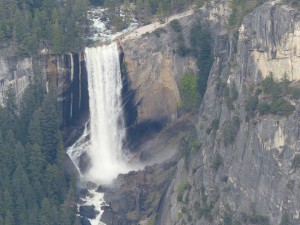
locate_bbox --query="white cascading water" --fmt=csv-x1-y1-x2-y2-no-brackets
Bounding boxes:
67,42,136,225
84,42,130,184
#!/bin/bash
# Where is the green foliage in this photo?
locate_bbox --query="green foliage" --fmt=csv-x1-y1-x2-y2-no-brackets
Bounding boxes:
194,186,214,221
176,33,189,56
179,73,201,111
104,0,182,30
190,22,213,97
0,0,88,54
40,93,61,163
257,102,270,115
284,0,300,8
211,152,223,171
289,86,300,99
245,74,295,117
280,213,292,225
244,95,258,115
238,211,270,225
191,140,201,152
0,74,77,225
222,205,233,225
116,0,196,22
179,129,200,169
292,155,300,169
170,19,182,32
168,18,189,57
177,182,190,202
223,116,240,146
221,175,228,183
249,213,270,225
206,119,219,134
179,136,191,170
228,0,266,29
147,213,156,225
261,73,281,99
270,98,295,116
3,85,18,129
153,27,167,37
211,119,220,133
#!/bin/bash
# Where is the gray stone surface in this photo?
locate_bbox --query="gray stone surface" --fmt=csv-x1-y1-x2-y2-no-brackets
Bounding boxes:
157,2,300,225
105,1,300,225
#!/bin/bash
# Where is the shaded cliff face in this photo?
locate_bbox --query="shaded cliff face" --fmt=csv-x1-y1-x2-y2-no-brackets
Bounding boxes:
0,56,32,105
0,53,89,135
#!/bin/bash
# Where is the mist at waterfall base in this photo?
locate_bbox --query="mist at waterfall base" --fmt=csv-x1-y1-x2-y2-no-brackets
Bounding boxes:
68,42,138,186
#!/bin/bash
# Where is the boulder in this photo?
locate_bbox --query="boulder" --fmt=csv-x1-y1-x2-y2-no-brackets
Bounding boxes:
79,205,96,219
87,181,97,190
80,217,91,225
96,185,110,193
79,189,88,198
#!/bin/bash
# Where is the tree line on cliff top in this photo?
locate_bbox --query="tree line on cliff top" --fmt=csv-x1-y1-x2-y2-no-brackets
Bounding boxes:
0,0,88,54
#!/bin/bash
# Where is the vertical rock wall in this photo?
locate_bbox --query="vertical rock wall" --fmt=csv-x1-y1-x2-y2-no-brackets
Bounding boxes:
0,52,89,129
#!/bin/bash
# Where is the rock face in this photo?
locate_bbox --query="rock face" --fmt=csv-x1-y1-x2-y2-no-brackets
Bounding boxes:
121,17,197,125
79,205,97,219
101,159,177,225
0,56,32,106
0,52,90,179
156,2,300,225
240,3,300,81
104,1,300,225
0,52,89,130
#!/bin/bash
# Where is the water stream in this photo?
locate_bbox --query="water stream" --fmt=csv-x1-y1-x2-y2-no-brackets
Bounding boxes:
67,42,133,224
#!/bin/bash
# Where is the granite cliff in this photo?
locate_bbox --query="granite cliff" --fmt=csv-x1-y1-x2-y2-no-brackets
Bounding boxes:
1,1,300,224
100,1,300,225
0,52,89,143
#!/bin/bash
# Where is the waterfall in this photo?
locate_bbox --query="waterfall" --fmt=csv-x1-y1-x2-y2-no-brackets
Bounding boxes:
67,42,132,184
67,42,136,225
84,42,129,184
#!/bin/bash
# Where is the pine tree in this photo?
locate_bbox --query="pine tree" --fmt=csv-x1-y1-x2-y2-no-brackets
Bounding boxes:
40,93,60,163
124,0,132,25
135,0,143,24
3,190,13,213
28,109,43,146
3,85,18,130
28,143,46,182
45,164,67,202
51,21,64,54
14,194,26,224
32,9,42,50
20,88,37,134
0,215,4,225
143,0,152,24
3,131,17,172
157,2,164,22
4,210,14,225
281,72,290,95
27,202,39,225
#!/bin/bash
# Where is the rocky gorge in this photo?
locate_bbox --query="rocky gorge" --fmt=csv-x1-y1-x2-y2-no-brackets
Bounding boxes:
1,1,300,225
